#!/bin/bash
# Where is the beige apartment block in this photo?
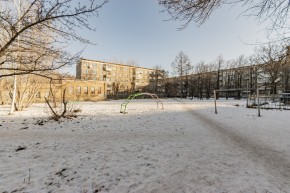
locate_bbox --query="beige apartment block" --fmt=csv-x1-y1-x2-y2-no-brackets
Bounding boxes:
61,79,106,101
0,59,164,105
30,79,106,103
77,58,165,97
0,76,106,105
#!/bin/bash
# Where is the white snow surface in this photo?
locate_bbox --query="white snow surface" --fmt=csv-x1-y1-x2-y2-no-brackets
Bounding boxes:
0,98,290,193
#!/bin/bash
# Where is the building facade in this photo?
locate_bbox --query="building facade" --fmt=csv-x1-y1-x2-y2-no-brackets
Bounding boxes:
0,58,165,105
76,58,165,98
165,62,290,99
3,54,289,105
0,75,106,106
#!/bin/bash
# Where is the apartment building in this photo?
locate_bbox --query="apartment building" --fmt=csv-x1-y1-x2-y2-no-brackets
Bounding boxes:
0,75,106,105
32,79,107,103
76,58,165,98
0,58,165,105
165,61,290,99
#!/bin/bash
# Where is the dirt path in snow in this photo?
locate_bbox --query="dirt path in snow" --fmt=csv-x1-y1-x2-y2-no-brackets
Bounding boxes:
177,99,290,185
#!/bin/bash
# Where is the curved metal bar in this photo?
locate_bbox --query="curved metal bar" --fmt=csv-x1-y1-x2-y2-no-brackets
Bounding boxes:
120,93,164,114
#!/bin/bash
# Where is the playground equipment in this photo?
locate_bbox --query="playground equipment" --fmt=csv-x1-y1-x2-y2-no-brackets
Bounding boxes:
120,93,164,114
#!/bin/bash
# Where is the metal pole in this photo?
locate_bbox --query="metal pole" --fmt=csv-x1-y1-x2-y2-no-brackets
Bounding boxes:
246,79,249,108
257,88,261,117
214,90,217,114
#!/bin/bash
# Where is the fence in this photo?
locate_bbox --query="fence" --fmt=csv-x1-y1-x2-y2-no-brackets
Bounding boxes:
248,94,290,110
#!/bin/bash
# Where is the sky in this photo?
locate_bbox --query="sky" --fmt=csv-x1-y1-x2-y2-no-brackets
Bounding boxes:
69,0,271,75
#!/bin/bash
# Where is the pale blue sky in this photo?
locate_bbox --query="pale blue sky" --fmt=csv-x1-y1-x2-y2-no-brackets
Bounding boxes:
70,0,270,75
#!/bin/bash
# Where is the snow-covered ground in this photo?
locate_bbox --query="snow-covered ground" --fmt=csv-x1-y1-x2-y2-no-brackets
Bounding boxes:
0,98,290,193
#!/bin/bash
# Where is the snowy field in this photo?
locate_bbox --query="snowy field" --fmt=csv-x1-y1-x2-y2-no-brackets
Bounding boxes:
0,98,290,193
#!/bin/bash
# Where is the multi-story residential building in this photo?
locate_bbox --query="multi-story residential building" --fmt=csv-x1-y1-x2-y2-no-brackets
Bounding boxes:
165,61,290,99
0,58,165,105
0,75,107,105
76,58,165,98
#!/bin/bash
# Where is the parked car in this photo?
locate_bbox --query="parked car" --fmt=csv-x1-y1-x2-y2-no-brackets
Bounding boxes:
280,93,290,104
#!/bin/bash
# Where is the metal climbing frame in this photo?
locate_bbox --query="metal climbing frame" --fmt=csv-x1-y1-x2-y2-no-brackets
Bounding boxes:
120,93,164,114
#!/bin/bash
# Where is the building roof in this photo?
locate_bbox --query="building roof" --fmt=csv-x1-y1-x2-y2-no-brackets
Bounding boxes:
79,58,159,71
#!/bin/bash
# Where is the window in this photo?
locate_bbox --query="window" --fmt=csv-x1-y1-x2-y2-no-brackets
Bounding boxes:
92,69,96,74
91,87,95,94
68,86,74,94
98,87,102,94
36,92,41,98
76,86,81,95
45,91,50,98
84,87,88,94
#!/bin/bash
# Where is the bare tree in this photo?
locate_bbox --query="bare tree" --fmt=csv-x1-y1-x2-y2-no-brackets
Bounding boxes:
0,0,107,78
149,65,165,95
159,0,290,38
164,76,179,97
1,0,107,114
159,0,223,28
204,64,214,99
247,56,259,94
194,61,206,99
212,55,224,98
4,74,45,111
112,81,120,100
231,55,248,98
171,51,192,98
194,62,214,99
45,87,81,121
253,43,287,94
283,46,290,92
